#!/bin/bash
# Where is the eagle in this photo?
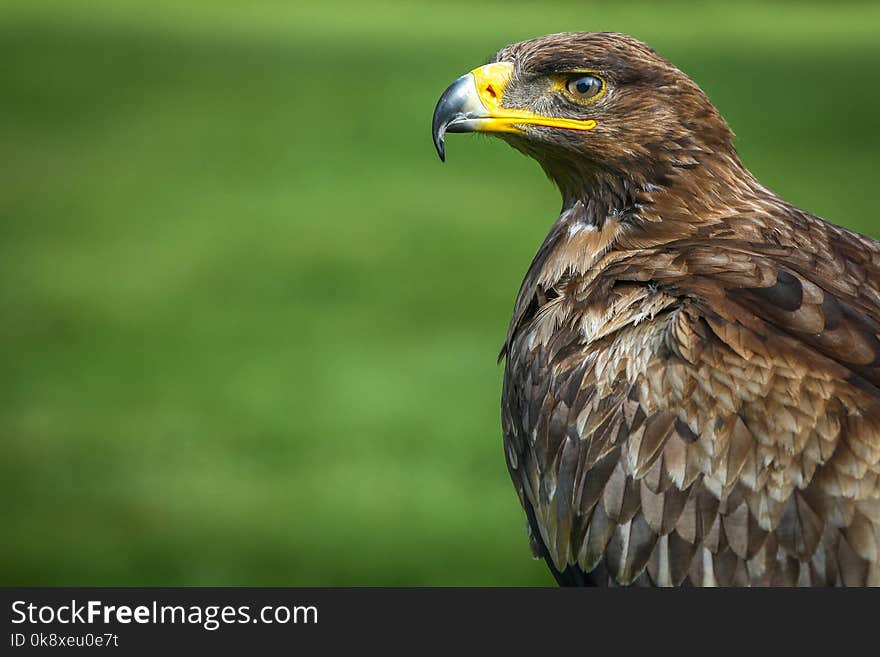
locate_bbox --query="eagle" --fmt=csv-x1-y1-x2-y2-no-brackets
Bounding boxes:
432,32,880,586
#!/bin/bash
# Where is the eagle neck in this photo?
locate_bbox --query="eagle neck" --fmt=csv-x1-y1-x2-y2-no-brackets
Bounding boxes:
559,170,647,229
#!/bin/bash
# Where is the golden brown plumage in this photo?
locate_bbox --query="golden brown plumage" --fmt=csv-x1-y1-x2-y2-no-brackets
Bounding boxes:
433,32,880,585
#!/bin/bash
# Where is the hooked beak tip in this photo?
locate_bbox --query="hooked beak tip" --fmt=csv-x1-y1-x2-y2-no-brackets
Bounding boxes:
432,73,480,163
433,128,447,162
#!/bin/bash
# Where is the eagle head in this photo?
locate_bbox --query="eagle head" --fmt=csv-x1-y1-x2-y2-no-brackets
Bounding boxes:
433,32,738,200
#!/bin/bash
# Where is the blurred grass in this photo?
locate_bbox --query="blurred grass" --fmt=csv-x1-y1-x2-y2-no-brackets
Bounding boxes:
0,0,878,585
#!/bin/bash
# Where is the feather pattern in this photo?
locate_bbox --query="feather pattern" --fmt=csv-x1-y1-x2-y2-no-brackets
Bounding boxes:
442,32,880,586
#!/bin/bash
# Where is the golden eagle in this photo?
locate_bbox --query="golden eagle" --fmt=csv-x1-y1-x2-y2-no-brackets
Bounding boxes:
432,32,880,586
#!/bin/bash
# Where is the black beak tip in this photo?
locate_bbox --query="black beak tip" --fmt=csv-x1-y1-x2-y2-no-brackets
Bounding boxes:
434,133,446,162
434,73,474,162
432,111,448,162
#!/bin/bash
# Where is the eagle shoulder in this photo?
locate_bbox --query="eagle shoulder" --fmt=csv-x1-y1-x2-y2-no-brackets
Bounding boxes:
501,226,880,586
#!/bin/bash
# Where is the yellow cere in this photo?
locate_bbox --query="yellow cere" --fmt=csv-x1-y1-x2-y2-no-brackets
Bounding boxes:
469,62,598,134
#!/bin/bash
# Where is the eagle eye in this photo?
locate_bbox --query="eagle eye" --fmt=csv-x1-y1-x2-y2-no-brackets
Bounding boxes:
565,74,604,100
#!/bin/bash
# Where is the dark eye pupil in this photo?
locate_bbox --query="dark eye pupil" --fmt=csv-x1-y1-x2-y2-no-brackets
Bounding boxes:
569,75,602,98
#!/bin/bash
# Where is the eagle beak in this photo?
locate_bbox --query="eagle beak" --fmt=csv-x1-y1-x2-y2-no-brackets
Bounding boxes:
432,62,597,161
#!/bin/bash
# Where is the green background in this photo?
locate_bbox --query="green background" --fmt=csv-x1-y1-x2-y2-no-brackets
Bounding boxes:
2,0,878,585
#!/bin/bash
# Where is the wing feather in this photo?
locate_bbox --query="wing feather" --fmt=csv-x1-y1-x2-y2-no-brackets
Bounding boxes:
502,213,880,586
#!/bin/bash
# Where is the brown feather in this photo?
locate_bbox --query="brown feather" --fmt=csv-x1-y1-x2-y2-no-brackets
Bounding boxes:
474,31,880,586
